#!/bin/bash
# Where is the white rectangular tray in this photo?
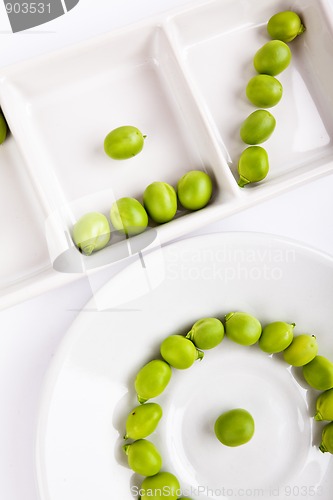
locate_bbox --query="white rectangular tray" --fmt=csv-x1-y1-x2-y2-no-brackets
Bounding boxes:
1,0,333,304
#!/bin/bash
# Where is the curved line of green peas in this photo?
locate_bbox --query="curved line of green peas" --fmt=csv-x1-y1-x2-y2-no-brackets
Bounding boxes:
122,310,333,499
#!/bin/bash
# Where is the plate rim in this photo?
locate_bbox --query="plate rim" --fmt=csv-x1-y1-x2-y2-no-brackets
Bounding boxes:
34,230,333,500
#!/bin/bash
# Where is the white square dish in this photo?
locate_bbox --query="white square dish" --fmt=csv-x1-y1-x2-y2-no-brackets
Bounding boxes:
0,0,332,274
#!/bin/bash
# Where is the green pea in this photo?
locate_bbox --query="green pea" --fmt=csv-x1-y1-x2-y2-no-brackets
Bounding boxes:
0,111,8,144
283,334,318,366
72,212,111,256
160,335,203,369
259,321,295,354
267,11,305,42
123,439,162,476
237,146,269,187
225,312,262,346
177,170,213,210
135,360,172,404
104,125,145,159
124,403,162,439
240,110,276,145
140,472,180,500
246,74,283,108
186,317,224,350
319,422,333,454
214,409,255,447
314,388,333,421
143,182,177,224
110,197,148,236
302,356,333,391
254,40,291,76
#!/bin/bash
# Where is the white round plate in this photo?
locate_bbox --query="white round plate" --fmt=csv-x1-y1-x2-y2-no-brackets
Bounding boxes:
35,233,333,500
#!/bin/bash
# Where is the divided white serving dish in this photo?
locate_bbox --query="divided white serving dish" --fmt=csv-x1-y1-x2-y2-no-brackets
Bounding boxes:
1,0,333,298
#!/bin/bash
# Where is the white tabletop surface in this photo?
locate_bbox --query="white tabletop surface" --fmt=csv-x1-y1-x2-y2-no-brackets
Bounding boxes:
1,2,333,500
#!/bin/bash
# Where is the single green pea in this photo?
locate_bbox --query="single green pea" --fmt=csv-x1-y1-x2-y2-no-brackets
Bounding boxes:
0,111,8,144
104,125,145,159
225,312,262,346
135,359,172,404
140,472,180,500
314,388,333,421
237,146,269,187
160,335,203,369
302,356,333,391
177,170,213,210
72,212,111,256
123,439,162,476
186,317,224,350
246,74,283,108
254,40,291,76
267,11,305,42
319,422,333,454
283,334,318,366
124,403,162,439
143,182,177,224
214,409,255,447
259,321,295,353
240,110,276,145
110,197,148,236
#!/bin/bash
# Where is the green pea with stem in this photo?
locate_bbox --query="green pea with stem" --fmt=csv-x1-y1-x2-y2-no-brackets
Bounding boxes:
267,11,305,42
319,422,333,454
186,317,224,349
123,439,162,476
72,212,111,256
225,312,262,346
259,321,295,353
160,335,203,369
237,146,269,187
104,125,145,159
135,359,172,404
283,334,318,366
124,403,162,439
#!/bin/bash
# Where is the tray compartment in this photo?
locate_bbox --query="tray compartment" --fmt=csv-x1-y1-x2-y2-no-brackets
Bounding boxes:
0,136,51,298
168,0,333,187
0,22,235,273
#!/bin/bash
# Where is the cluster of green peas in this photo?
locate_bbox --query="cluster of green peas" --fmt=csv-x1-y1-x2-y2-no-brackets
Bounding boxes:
72,126,213,256
237,11,305,187
122,312,333,500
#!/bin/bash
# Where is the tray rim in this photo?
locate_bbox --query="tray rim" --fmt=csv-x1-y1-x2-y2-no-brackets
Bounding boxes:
1,0,333,308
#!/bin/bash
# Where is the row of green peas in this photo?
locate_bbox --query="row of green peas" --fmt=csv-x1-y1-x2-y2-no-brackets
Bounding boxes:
236,11,306,187
122,312,333,500
72,169,213,256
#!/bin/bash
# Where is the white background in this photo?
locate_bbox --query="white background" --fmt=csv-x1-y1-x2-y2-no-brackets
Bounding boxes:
0,1,333,500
